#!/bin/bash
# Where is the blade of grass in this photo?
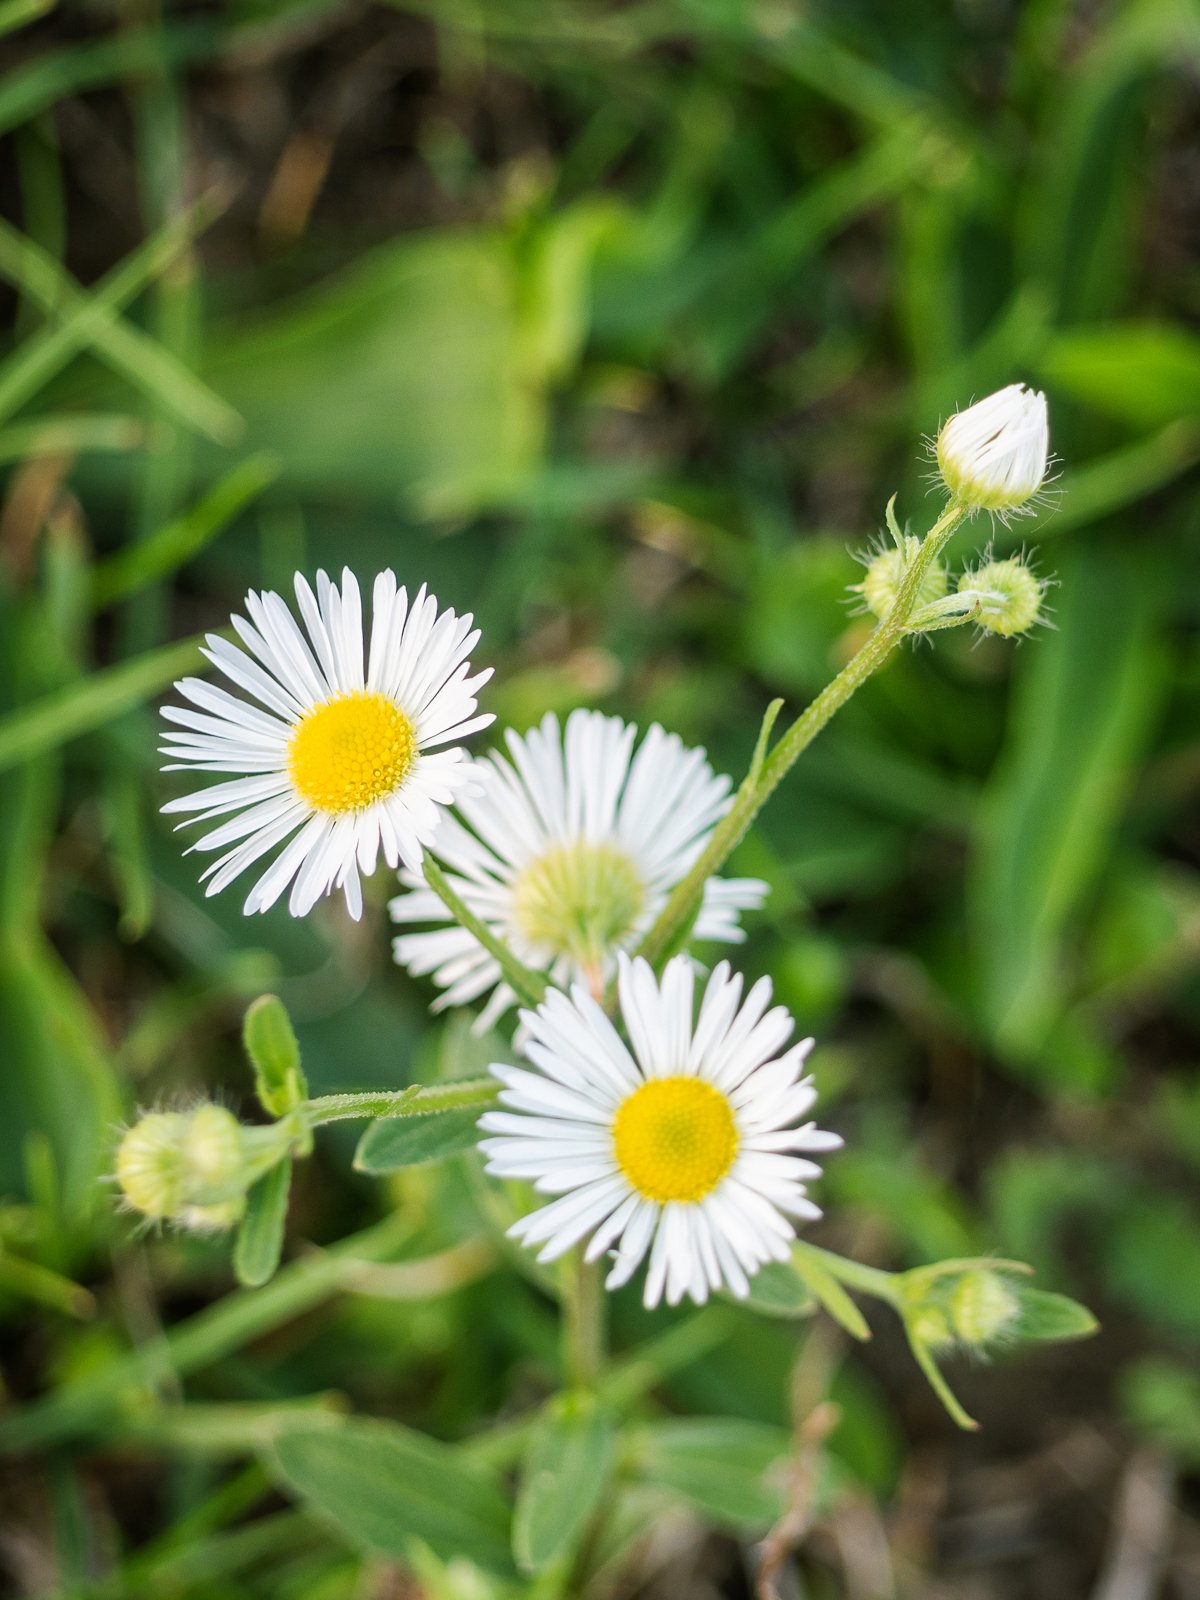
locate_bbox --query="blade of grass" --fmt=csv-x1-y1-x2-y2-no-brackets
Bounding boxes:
0,633,203,775
0,206,240,442
92,454,279,609
0,1209,416,1454
0,413,154,464
0,0,54,37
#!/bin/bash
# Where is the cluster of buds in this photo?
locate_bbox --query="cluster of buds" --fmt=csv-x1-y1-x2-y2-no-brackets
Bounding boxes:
854,384,1052,639
905,1264,1021,1353
114,1102,291,1233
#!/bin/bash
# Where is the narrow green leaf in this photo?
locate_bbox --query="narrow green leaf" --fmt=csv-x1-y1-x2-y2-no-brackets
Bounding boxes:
0,0,54,38
1010,1286,1098,1343
0,207,238,440
905,1330,978,1432
92,454,278,608
791,1246,872,1341
234,1161,291,1289
270,1417,514,1576
354,1107,482,1173
242,995,307,1117
747,697,784,786
0,634,202,775
513,1396,616,1575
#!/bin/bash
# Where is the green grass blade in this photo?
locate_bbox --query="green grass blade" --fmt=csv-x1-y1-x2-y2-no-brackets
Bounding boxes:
91,454,279,609
0,634,202,775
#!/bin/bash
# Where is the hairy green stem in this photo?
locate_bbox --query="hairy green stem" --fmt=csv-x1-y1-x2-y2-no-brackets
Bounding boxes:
562,1254,605,1391
303,1077,499,1127
422,852,547,1009
636,502,966,969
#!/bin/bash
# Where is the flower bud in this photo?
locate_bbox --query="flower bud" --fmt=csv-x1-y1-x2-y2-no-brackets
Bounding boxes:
949,1270,1019,1347
937,384,1049,514
856,537,948,622
957,558,1044,637
116,1103,260,1225
181,1104,245,1202
115,1112,188,1220
908,1305,954,1349
180,1198,246,1234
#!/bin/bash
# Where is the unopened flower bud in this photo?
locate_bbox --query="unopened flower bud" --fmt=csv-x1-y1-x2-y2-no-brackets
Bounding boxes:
857,537,948,622
115,1112,188,1220
949,1270,1019,1347
180,1198,246,1234
958,558,1044,637
116,1103,264,1225
909,1305,954,1349
937,384,1049,514
181,1104,245,1202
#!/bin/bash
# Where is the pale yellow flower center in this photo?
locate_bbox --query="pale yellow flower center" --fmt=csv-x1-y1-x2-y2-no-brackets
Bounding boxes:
511,842,644,963
613,1076,739,1204
287,692,416,815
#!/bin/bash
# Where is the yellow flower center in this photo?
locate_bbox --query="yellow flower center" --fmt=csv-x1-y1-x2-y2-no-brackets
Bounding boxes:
287,691,416,815
512,842,644,964
613,1076,739,1204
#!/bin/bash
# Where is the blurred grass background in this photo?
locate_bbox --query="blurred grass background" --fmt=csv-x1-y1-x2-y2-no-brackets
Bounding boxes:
1,0,1199,1594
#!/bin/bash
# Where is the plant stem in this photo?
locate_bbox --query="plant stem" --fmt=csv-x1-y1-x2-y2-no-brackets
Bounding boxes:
793,1240,899,1306
635,502,966,969
562,1254,604,1391
303,1077,499,1126
422,851,547,1009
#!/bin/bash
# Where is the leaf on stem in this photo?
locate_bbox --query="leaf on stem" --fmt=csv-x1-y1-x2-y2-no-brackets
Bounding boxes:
234,1160,291,1289
354,1107,484,1173
269,1416,515,1576
513,1394,616,1575
242,995,308,1118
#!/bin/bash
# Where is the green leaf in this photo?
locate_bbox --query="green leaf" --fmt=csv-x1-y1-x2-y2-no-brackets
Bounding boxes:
791,1246,871,1341
354,1107,482,1173
234,1161,291,1289
270,1417,514,1577
513,1396,616,1575
1120,1358,1200,1467
242,995,307,1118
1009,1286,1098,1343
0,634,203,775
1042,322,1200,429
970,545,1164,1068
730,1259,816,1320
633,1417,792,1531
91,454,278,609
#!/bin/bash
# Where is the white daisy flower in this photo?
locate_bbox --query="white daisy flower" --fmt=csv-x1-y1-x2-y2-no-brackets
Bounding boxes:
160,569,493,919
936,383,1050,515
389,710,766,1029
479,954,841,1309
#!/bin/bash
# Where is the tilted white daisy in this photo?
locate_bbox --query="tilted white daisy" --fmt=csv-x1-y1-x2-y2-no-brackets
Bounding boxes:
160,569,493,919
389,710,766,1029
478,953,841,1309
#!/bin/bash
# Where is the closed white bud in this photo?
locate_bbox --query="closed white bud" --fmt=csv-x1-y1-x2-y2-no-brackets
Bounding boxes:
937,384,1050,514
958,558,1045,637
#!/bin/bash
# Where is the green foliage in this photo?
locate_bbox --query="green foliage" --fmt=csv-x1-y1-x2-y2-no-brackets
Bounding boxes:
234,1159,292,1288
270,1418,515,1577
512,1395,616,1574
0,0,1196,1590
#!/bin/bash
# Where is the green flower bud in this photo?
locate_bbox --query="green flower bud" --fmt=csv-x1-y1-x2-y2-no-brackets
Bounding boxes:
957,558,1044,637
115,1112,188,1220
857,537,947,622
180,1198,246,1234
949,1270,1019,1347
181,1104,245,1203
909,1305,954,1349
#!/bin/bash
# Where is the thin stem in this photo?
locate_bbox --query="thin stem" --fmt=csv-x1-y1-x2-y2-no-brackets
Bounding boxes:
422,852,547,1010
562,1254,605,1391
304,1077,499,1127
793,1241,899,1307
636,502,966,969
